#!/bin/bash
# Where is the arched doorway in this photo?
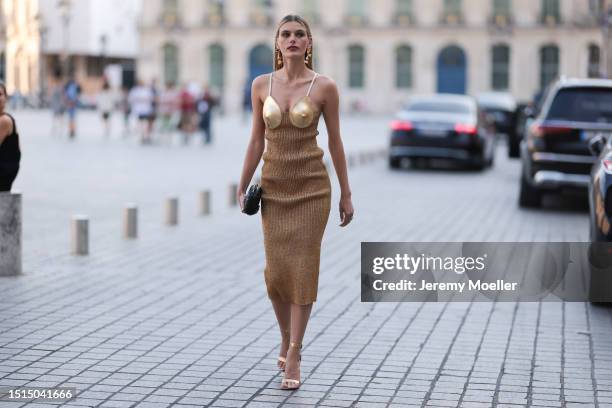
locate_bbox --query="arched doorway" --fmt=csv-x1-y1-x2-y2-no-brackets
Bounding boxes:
248,44,272,82
437,45,467,94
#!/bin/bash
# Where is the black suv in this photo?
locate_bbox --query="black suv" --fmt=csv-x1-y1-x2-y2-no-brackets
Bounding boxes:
519,78,612,208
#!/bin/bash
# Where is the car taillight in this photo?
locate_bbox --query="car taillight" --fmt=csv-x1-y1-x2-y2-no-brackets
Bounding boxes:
454,124,477,134
603,159,612,172
530,124,572,137
391,120,413,131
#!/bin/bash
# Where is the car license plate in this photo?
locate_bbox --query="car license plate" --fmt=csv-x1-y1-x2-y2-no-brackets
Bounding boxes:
581,130,612,141
417,128,447,137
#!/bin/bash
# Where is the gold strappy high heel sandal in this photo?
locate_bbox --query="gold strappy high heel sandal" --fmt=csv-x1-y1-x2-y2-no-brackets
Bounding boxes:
277,330,290,371
281,341,302,390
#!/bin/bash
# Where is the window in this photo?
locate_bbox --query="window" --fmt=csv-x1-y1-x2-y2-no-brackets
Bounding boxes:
163,43,179,85
209,44,224,89
348,45,364,88
301,0,319,25
251,0,273,26
346,0,367,26
443,0,462,24
491,44,510,90
86,56,105,77
206,0,225,25
492,0,511,25
395,0,413,25
546,87,612,123
541,0,560,25
395,45,412,89
162,0,179,26
588,44,601,78
540,45,559,90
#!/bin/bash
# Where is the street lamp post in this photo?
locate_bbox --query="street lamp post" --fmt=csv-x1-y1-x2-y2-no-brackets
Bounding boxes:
58,0,72,77
99,34,107,77
35,13,48,107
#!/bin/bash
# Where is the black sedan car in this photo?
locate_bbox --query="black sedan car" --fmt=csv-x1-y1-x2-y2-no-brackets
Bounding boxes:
519,78,612,208
389,94,496,170
588,134,612,241
476,92,519,158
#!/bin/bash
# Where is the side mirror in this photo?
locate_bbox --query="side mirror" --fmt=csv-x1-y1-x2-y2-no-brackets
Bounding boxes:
589,134,607,157
523,106,535,119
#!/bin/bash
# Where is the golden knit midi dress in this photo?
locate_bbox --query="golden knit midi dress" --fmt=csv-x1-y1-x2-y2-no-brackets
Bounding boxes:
260,72,332,305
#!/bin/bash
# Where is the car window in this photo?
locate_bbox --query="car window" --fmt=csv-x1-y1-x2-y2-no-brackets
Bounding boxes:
407,101,471,114
546,87,612,123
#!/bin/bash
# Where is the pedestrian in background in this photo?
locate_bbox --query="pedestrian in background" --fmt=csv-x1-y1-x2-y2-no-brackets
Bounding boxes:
128,80,155,145
49,76,65,137
63,75,81,139
158,82,180,143
148,79,159,140
242,80,252,124
178,84,196,145
97,78,115,138
120,86,132,137
0,81,21,192
198,85,217,145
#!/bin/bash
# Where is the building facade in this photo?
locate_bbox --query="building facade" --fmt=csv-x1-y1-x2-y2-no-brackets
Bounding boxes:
2,0,141,102
139,0,610,113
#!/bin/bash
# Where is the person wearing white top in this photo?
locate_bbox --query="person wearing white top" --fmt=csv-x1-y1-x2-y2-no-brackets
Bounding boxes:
128,80,155,144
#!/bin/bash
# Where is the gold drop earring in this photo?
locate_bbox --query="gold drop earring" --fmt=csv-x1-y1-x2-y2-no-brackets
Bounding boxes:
276,48,283,68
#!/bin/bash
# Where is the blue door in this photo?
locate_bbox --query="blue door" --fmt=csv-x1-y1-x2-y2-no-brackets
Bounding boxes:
248,44,273,83
437,46,467,94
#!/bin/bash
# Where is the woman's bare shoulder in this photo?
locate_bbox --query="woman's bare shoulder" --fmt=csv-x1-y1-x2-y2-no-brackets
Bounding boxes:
252,74,271,90
314,75,338,92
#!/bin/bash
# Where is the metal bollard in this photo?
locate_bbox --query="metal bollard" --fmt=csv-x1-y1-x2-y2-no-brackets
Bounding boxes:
166,197,178,226
229,183,238,207
72,215,89,256
200,190,211,216
0,192,22,276
123,205,138,239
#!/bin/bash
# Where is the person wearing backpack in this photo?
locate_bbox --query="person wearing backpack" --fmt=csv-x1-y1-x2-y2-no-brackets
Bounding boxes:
64,76,81,139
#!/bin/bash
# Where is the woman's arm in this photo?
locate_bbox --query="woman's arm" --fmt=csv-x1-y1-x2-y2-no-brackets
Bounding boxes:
321,78,354,227
0,116,13,146
237,76,267,208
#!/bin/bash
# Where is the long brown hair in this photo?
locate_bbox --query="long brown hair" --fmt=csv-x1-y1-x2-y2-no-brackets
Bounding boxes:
273,15,313,71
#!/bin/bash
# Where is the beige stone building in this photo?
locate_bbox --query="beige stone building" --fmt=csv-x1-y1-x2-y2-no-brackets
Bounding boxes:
139,0,611,114
2,0,140,104
2,0,42,97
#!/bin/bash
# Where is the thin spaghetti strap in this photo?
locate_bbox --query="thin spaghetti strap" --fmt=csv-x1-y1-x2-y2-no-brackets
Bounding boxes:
268,73,273,96
306,73,318,96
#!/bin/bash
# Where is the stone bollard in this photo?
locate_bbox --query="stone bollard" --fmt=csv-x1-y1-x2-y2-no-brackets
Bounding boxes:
71,215,89,256
200,191,211,216
229,184,238,207
123,205,138,239
0,193,22,276
165,197,178,226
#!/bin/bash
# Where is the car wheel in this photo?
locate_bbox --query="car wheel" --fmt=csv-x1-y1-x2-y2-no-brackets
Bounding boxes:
519,172,542,208
388,157,400,169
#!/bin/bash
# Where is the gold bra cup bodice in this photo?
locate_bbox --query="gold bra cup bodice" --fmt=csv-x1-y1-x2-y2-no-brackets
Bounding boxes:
263,73,318,129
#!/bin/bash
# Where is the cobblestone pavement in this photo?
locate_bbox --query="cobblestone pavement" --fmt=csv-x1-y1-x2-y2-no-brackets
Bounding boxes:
1,111,612,407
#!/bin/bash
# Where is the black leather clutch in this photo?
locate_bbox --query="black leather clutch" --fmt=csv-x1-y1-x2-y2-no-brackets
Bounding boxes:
242,184,262,215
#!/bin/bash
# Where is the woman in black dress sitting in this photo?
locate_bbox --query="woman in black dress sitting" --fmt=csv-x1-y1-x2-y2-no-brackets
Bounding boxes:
0,81,20,192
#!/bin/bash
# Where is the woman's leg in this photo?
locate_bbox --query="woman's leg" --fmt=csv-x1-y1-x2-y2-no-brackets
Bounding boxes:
283,303,313,385
271,298,291,369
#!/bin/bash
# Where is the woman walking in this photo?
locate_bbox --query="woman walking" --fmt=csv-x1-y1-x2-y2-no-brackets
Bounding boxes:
237,15,354,390
0,81,21,192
